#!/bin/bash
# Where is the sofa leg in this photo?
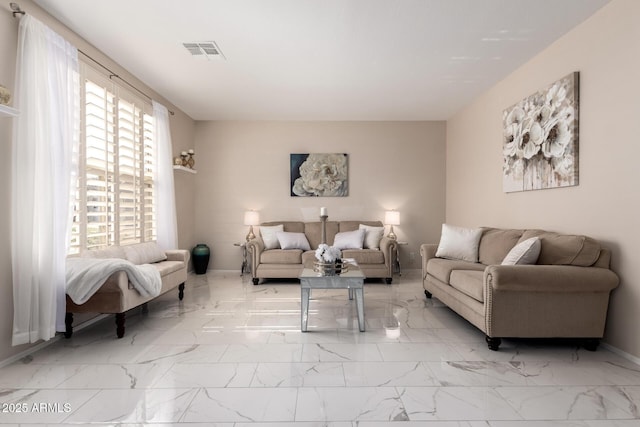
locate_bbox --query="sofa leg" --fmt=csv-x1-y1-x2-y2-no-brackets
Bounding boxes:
64,312,73,338
178,283,185,300
115,313,125,338
583,338,600,351
486,336,501,351
252,278,259,286
424,290,432,299
385,277,392,284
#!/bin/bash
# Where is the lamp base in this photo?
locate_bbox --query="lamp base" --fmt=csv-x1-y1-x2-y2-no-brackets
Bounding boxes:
246,226,256,242
387,225,397,240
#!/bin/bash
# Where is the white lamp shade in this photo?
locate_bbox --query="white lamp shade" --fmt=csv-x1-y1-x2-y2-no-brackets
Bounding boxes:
384,210,400,226
244,211,260,226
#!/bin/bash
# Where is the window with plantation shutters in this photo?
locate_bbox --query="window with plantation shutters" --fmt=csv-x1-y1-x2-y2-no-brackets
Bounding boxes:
69,64,156,254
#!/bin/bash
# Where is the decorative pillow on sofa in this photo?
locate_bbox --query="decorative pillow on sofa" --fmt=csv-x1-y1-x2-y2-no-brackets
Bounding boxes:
435,223,483,262
333,229,365,250
260,224,284,249
359,224,384,249
501,237,541,265
84,246,127,260
123,242,167,265
276,231,311,250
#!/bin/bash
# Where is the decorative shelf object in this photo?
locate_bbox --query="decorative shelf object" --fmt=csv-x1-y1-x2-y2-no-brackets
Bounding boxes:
173,165,197,174
0,104,19,117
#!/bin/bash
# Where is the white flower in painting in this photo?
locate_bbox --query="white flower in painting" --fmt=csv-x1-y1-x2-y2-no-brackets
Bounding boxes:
503,106,526,158
520,116,539,160
542,119,571,158
529,120,546,146
503,123,521,157
505,106,525,128
546,81,568,107
557,105,575,124
292,153,348,197
536,105,553,127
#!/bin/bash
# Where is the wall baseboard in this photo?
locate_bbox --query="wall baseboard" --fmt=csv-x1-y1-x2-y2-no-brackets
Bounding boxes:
601,342,640,366
0,314,109,369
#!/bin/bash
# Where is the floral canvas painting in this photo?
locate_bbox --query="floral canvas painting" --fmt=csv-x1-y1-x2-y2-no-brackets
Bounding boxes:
503,72,579,192
290,153,348,197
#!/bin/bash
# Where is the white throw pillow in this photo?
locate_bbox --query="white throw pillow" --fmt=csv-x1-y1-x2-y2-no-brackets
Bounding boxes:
276,231,311,251
502,237,541,265
359,224,384,250
123,242,167,265
333,229,365,250
435,224,483,262
84,246,126,260
260,224,284,249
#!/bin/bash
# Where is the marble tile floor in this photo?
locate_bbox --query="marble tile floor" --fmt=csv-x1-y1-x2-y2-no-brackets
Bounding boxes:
1,269,640,426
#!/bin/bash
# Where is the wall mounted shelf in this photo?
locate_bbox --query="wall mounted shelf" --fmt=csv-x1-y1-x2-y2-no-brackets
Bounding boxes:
0,105,19,117
173,165,197,174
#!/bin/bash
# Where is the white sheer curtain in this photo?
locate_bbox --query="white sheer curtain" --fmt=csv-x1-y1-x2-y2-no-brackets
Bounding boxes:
11,16,80,345
153,101,178,250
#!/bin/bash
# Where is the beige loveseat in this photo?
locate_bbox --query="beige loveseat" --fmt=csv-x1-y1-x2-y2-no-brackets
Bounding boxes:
421,227,619,351
65,242,190,338
247,220,397,285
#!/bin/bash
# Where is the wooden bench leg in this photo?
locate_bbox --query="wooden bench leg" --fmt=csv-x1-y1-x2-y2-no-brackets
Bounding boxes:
64,312,73,338
115,313,125,338
178,283,185,300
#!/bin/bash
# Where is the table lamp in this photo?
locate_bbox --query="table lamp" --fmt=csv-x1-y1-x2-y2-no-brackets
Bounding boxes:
384,210,400,240
244,210,260,241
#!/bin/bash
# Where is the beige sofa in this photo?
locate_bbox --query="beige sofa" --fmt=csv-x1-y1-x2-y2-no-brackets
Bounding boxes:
65,243,190,338
421,227,619,351
247,220,397,285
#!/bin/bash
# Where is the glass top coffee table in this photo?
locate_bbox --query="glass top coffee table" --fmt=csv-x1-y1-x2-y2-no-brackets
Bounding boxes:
299,264,366,332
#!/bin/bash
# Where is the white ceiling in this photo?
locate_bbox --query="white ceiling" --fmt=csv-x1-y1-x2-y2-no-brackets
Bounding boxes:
33,0,610,121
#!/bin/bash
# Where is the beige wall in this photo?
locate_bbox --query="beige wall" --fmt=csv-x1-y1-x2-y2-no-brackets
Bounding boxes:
0,1,196,362
446,0,640,357
193,121,446,271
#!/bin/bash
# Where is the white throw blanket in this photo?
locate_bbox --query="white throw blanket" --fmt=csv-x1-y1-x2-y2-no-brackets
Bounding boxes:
66,257,162,305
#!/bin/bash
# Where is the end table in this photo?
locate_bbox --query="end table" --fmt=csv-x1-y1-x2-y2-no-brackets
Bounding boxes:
395,241,408,276
233,242,250,276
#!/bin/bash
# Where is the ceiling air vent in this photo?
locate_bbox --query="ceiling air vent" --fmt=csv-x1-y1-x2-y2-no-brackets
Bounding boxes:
182,41,225,60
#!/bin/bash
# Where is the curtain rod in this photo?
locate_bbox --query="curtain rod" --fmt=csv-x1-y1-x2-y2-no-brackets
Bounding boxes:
9,2,175,116
78,50,175,116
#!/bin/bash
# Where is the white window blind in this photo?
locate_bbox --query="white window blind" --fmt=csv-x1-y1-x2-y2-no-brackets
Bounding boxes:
69,64,156,254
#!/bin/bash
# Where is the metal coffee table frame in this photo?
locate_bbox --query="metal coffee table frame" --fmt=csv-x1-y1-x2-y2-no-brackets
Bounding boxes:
299,266,366,332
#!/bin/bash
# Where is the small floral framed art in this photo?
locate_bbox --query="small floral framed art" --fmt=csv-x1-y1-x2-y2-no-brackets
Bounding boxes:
290,153,348,197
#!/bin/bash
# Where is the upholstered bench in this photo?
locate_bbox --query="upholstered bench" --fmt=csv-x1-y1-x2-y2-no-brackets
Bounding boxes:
65,242,190,338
